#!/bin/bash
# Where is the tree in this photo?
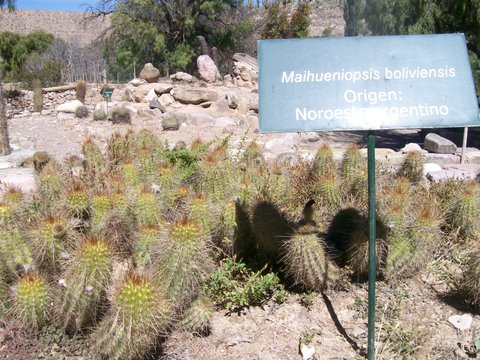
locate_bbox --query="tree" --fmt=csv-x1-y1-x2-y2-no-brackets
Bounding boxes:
0,0,16,156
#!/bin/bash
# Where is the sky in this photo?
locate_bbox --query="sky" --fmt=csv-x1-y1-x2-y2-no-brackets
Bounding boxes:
15,0,92,12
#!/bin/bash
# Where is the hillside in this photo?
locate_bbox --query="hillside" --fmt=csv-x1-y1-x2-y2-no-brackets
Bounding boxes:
0,9,111,46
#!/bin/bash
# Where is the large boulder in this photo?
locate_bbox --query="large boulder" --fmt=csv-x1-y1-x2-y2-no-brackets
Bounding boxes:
424,133,457,154
154,83,174,95
197,55,219,83
139,63,160,83
171,88,218,105
56,100,83,113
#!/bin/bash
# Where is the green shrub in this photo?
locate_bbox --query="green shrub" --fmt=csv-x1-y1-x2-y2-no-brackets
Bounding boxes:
204,258,286,311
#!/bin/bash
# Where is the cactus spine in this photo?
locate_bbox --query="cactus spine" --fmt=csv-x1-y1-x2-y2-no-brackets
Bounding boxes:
397,151,424,183
134,225,160,269
180,296,214,335
92,272,170,360
76,80,87,103
448,181,479,240
135,187,161,226
12,274,50,330
58,237,113,332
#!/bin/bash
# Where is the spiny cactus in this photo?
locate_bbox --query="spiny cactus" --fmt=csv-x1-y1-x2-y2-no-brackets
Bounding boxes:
135,187,161,226
282,225,338,291
459,249,480,307
317,173,341,211
0,202,16,227
0,227,33,277
447,181,479,240
30,215,73,272
58,237,113,333
136,145,156,181
76,80,87,103
110,107,131,124
92,272,170,360
33,79,43,112
341,144,363,184
81,137,105,179
134,128,161,152
199,154,234,203
312,143,336,175
188,194,212,234
93,109,107,121
64,185,90,218
37,161,63,206
90,192,111,234
75,105,89,119
107,131,131,170
12,274,50,330
122,161,141,193
180,296,214,335
134,224,160,269
98,210,134,257
155,218,213,307
1,184,24,208
397,151,424,183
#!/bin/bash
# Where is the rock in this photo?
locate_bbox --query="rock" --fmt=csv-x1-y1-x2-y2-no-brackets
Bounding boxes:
350,327,366,339
301,132,321,143
171,88,218,105
161,116,180,131
137,109,156,118
299,342,315,360
423,163,442,175
265,134,300,151
224,74,233,84
170,112,189,125
200,101,212,108
170,72,193,82
187,113,216,127
465,151,480,164
148,97,167,112
424,133,457,154
174,141,186,150
248,95,258,112
139,63,160,83
426,170,477,182
226,92,239,109
443,163,480,175
197,55,219,83
129,78,146,86
154,83,174,95
215,116,237,127
401,143,424,153
56,100,83,113
210,99,234,115
159,93,174,107
0,168,35,194
41,109,51,116
277,152,300,166
146,88,158,103
448,314,473,331
425,153,460,165
57,113,75,121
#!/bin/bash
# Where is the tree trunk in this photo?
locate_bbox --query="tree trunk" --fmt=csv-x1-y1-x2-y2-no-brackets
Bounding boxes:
0,80,11,156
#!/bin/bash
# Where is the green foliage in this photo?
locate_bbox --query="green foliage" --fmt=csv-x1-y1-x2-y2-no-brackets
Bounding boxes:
261,2,311,39
0,30,55,81
204,258,286,311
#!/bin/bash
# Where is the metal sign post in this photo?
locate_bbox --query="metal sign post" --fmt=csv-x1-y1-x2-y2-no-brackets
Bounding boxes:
367,131,377,359
102,87,114,119
258,34,479,360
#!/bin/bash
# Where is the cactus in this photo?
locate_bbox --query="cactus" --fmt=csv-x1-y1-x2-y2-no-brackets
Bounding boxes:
64,185,90,219
76,80,87,103
90,192,111,233
312,143,336,175
81,137,105,179
134,224,160,269
75,105,89,118
397,151,424,183
37,161,63,206
98,210,135,257
107,131,131,170
92,272,170,360
30,215,73,272
135,187,161,226
1,184,24,208
155,218,213,307
199,154,233,203
317,173,340,211
180,296,214,335
93,109,107,121
110,107,131,124
281,225,338,290
135,128,161,152
0,227,33,277
460,249,480,307
58,236,113,333
136,145,156,181
32,79,43,112
0,202,16,227
188,194,212,234
122,161,141,193
12,274,50,330
341,144,363,184
447,181,479,240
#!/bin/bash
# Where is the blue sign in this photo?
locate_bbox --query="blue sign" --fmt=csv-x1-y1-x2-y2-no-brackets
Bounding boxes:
258,34,479,133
